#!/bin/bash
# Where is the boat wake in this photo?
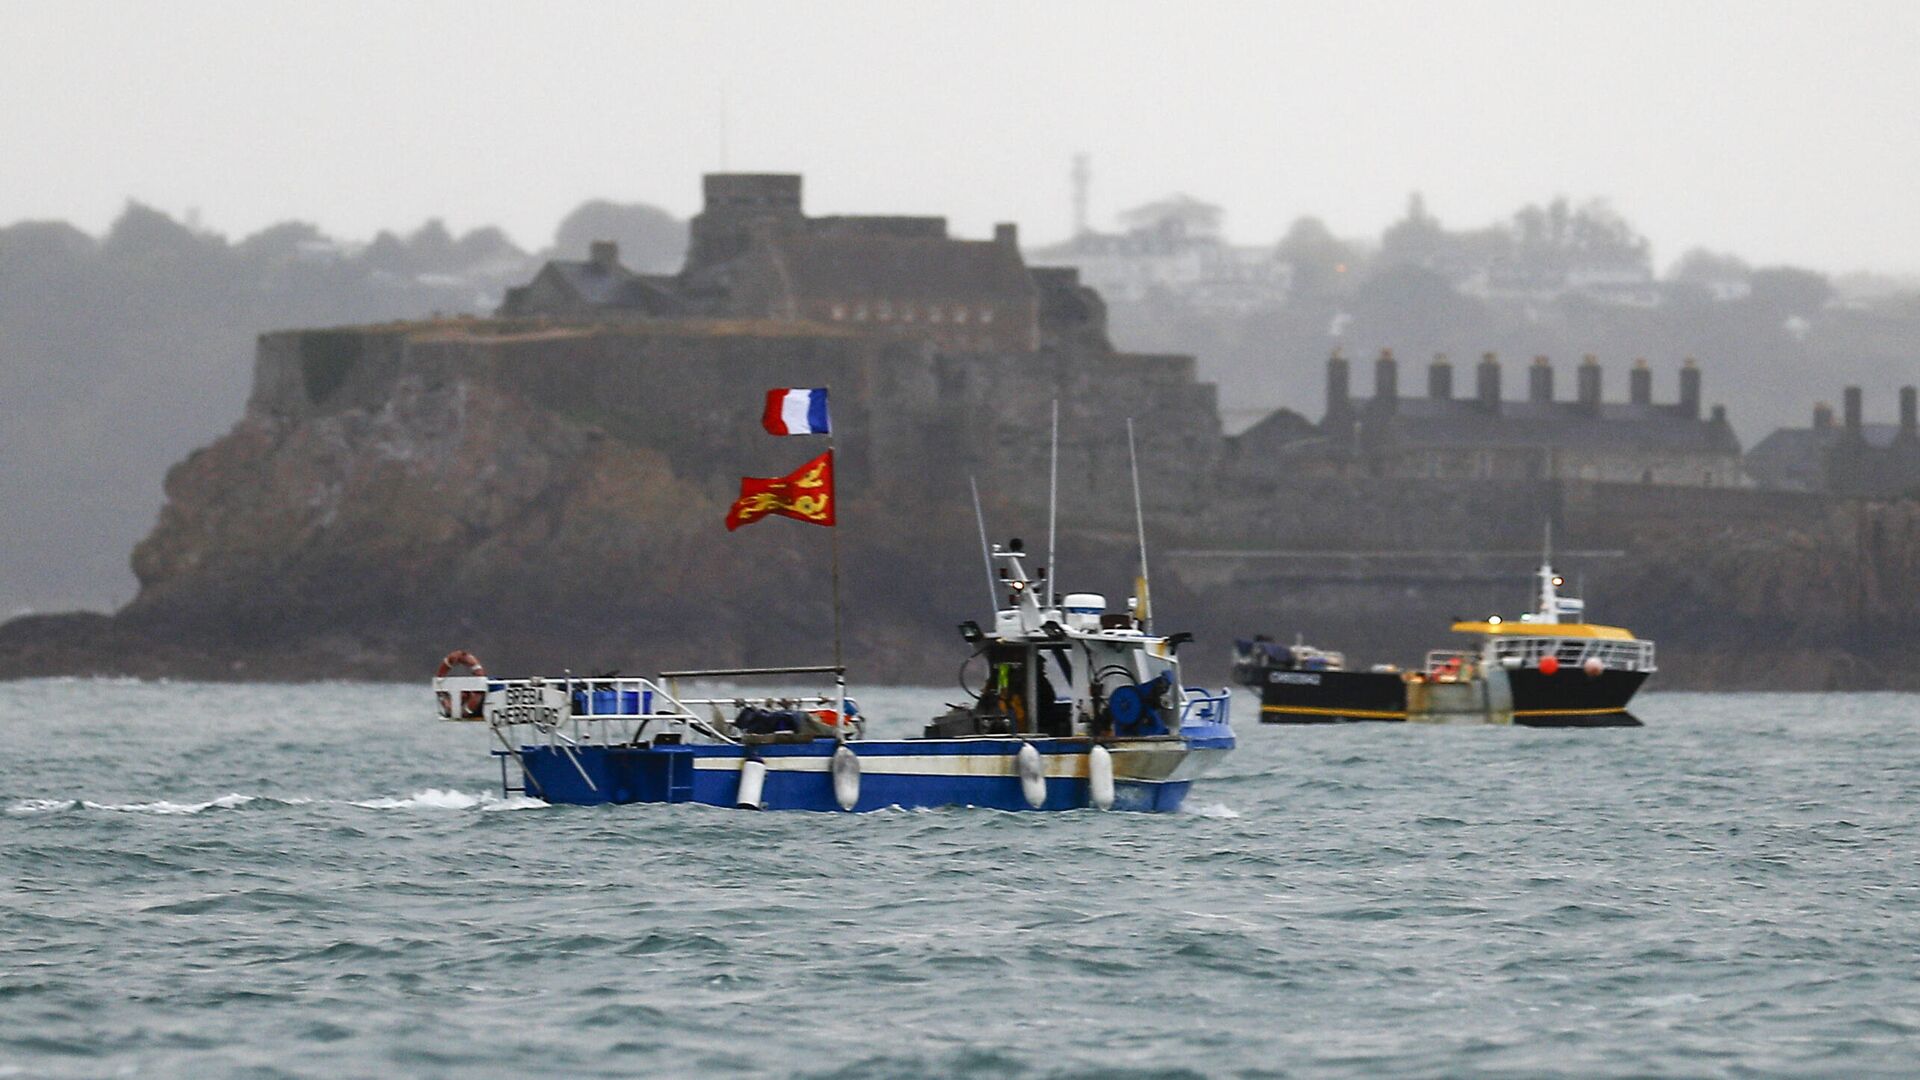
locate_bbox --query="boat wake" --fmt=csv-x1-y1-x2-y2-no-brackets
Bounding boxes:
4,790,546,816
350,789,547,812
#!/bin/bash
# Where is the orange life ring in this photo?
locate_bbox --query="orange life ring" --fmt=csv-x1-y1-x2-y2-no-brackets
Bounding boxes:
435,650,488,719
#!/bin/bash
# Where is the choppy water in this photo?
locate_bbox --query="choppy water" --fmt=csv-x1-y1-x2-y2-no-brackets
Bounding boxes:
3,681,1918,1078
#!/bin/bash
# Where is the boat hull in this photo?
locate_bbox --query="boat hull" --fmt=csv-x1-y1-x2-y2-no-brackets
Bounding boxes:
504,730,1234,813
1256,668,1646,727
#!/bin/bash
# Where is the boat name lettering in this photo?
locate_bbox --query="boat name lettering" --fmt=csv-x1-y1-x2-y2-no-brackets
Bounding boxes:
494,684,564,728
1268,672,1321,686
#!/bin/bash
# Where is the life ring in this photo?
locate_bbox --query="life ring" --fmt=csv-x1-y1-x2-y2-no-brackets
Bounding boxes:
435,650,488,719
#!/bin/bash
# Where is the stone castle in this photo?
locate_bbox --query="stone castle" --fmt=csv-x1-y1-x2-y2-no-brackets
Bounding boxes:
6,172,1920,689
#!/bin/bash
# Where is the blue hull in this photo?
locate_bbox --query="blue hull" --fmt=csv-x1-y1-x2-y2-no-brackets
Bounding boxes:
502,732,1231,813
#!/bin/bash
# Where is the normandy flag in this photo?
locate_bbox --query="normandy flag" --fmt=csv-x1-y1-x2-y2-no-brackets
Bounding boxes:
725,451,836,531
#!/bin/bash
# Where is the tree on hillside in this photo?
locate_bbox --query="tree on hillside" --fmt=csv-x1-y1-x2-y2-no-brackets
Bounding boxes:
1668,247,1750,283
553,200,687,273
1274,216,1355,300
1748,266,1833,318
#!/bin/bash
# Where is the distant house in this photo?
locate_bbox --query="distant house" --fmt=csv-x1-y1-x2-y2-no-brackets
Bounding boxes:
500,173,1090,354
1747,387,1920,494
1026,194,1292,313
499,241,684,318
1241,351,1745,487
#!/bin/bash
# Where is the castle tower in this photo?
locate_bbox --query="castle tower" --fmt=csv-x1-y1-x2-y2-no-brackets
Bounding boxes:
687,173,806,271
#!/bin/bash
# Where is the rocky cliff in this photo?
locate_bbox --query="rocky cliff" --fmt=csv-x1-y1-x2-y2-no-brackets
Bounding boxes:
7,316,1920,689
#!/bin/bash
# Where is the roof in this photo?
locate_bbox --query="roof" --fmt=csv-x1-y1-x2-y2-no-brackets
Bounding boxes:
1359,397,1741,454
1450,620,1640,641
766,234,1034,302
547,260,675,307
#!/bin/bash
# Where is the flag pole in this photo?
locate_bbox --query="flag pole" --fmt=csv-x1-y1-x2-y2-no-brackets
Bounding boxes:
827,402,846,735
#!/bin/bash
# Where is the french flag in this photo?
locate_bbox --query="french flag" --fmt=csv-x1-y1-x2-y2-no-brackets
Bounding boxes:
762,387,831,436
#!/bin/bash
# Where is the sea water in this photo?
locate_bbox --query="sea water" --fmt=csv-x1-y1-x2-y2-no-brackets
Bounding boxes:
2,681,1917,1078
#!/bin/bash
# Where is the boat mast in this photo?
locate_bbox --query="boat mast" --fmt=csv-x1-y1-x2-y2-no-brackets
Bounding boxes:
970,475,996,614
1046,399,1059,613
1126,417,1152,633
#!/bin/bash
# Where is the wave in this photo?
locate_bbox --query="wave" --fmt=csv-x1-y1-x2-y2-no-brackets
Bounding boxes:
1181,801,1242,819
4,791,541,816
350,789,547,812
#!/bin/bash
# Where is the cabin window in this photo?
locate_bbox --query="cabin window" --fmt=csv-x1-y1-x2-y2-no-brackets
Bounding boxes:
954,308,970,324
831,303,846,321
928,306,945,323
877,302,893,321
902,305,916,322
854,304,868,321
979,307,995,324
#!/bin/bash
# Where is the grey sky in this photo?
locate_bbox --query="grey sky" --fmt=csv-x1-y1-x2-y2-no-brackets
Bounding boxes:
5,0,1917,272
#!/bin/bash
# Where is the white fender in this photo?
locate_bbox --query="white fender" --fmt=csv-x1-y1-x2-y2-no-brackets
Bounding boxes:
735,759,767,810
1087,744,1115,811
1017,742,1046,809
831,745,860,811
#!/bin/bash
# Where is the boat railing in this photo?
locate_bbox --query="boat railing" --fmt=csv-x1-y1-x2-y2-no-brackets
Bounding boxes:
1486,636,1656,672
1422,650,1479,680
1180,687,1233,728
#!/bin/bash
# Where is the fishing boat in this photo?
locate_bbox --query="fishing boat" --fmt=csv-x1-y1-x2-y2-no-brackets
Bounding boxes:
1233,550,1654,727
433,539,1233,811
431,396,1232,811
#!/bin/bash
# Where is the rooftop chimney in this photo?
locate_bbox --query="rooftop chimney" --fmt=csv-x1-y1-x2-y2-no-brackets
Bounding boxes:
1374,348,1399,411
1844,385,1863,437
589,240,620,270
1428,354,1453,400
1679,358,1702,419
1477,352,1502,413
1578,354,1603,413
993,222,1019,247
1813,401,1834,430
1528,356,1554,404
1325,348,1351,418
1902,386,1917,443
1629,359,1652,406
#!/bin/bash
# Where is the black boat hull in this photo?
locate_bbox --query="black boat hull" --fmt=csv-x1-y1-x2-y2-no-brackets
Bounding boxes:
1255,667,1647,727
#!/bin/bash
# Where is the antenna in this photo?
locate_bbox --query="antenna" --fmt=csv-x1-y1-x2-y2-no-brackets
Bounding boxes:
1126,417,1152,633
1071,153,1090,236
1046,399,1059,611
970,476,995,613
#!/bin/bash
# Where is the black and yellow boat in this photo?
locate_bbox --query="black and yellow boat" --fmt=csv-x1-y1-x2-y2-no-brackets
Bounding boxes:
1232,557,1654,727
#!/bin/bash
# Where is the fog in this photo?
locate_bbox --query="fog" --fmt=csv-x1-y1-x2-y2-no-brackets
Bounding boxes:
5,1,1918,271
3,0,1920,617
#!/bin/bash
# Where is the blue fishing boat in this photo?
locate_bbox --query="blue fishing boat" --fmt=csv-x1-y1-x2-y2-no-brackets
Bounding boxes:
432,396,1232,812
432,539,1233,812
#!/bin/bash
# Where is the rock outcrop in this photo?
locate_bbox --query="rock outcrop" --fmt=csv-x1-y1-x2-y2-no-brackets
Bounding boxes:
8,316,1920,689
